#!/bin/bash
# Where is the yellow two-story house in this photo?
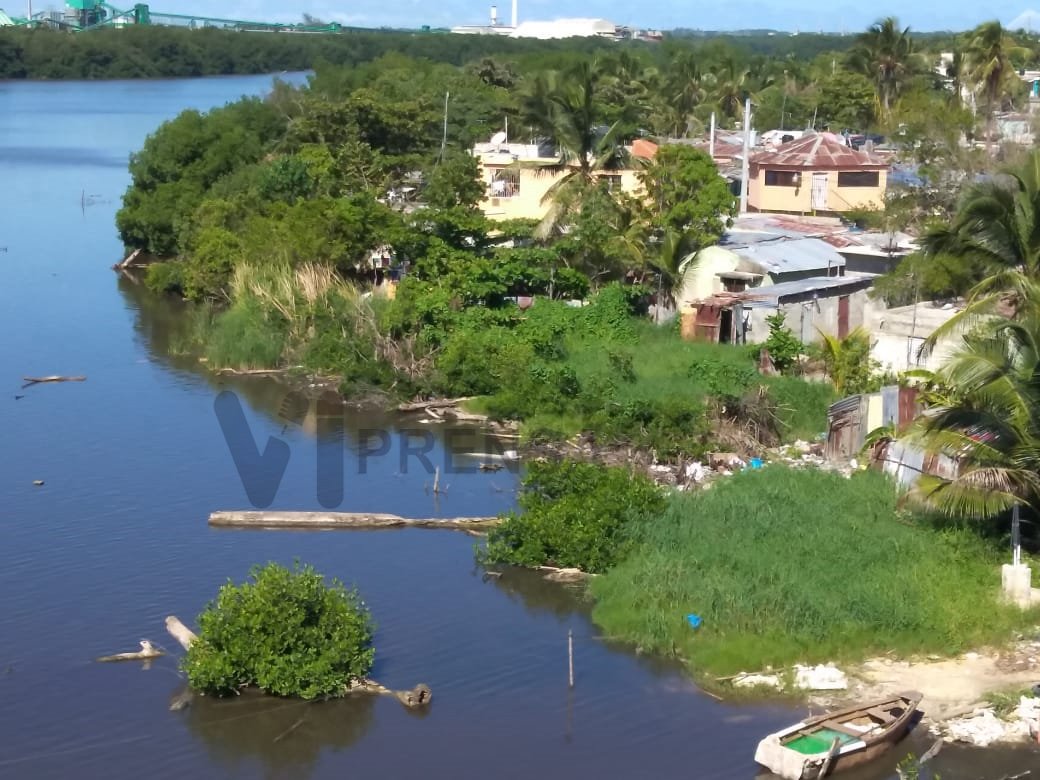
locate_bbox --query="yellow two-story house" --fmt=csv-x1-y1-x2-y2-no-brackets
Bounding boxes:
472,138,656,221
748,132,889,215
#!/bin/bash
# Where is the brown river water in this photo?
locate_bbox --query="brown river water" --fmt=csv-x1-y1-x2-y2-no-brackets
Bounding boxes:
0,74,1036,779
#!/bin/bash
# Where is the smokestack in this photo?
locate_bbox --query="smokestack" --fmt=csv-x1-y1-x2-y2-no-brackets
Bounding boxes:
490,4,497,25
511,0,518,28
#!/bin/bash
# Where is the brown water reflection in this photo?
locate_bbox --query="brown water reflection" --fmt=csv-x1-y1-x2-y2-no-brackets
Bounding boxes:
182,689,376,780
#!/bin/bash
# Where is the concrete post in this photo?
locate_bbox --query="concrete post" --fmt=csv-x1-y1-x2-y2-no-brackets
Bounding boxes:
1002,563,1033,608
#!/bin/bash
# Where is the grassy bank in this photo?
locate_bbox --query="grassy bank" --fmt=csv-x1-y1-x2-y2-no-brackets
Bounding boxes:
183,275,835,458
465,316,834,454
589,467,1039,678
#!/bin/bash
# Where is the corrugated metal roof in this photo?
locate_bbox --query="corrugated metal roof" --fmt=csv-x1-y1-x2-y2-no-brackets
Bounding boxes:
751,132,888,169
829,394,863,418
741,275,874,307
728,237,846,274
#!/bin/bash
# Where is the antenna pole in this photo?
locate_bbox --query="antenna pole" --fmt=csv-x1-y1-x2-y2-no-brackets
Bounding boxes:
440,91,449,162
739,98,751,215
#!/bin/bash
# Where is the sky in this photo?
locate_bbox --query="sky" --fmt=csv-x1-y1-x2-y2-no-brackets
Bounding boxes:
127,1,1040,33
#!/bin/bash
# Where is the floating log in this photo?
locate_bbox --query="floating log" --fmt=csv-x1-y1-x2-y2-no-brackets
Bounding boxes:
97,640,165,663
22,375,86,387
208,511,501,531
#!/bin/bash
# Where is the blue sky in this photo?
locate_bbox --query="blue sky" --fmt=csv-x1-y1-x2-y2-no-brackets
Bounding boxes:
116,1,1040,33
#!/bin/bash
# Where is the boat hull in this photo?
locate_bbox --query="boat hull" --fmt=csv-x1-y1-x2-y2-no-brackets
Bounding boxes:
754,691,922,780
797,718,913,779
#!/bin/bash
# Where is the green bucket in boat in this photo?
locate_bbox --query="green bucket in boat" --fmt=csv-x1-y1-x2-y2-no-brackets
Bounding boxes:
786,728,856,755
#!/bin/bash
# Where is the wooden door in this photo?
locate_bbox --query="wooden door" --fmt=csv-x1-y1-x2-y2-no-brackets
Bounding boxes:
811,172,828,211
837,295,849,339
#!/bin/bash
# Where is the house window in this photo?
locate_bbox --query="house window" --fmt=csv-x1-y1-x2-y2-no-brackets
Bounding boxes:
489,170,520,198
599,174,623,191
722,278,747,293
764,170,799,187
837,171,880,188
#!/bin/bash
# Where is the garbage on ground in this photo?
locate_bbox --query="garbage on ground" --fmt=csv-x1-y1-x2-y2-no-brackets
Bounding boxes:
729,663,847,692
793,664,848,691
939,697,1040,747
686,614,702,630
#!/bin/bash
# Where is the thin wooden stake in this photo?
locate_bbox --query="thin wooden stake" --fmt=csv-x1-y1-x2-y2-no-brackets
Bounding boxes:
568,630,574,688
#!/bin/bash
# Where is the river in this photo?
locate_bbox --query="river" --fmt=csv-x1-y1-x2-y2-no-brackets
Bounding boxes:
0,74,1035,780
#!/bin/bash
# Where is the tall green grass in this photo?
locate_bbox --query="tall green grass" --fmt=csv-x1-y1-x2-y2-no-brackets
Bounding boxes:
506,321,835,453
590,467,1039,677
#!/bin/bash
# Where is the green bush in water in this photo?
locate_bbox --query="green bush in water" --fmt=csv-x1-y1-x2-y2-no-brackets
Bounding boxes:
483,460,665,573
183,562,375,699
143,261,185,296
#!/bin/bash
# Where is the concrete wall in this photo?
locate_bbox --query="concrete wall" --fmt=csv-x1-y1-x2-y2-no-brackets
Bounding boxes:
748,168,887,214
865,300,962,374
745,287,869,344
477,163,643,221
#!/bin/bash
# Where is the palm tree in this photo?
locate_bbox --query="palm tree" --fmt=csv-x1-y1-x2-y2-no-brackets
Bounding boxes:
663,51,707,137
706,58,757,122
816,327,878,395
964,21,1028,152
904,311,1040,520
519,60,633,236
920,149,1040,348
945,50,965,108
850,17,914,119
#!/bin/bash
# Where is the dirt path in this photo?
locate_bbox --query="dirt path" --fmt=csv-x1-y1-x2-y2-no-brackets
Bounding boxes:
818,641,1040,721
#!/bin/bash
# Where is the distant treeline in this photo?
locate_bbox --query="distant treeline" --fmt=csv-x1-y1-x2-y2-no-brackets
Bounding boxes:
668,29,962,58
0,26,620,79
0,24,951,81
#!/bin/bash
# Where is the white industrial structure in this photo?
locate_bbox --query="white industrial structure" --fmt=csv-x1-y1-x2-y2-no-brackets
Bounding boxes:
451,1,620,40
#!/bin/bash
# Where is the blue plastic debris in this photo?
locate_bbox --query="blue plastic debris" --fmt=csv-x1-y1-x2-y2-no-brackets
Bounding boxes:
686,614,702,629
749,457,763,469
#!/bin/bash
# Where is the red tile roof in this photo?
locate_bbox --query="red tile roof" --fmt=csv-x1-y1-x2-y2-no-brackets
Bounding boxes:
630,138,658,160
751,132,887,170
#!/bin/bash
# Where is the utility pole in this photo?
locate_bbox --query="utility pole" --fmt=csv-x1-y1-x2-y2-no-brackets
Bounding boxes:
1013,505,1022,567
739,98,751,215
709,111,716,158
439,92,450,163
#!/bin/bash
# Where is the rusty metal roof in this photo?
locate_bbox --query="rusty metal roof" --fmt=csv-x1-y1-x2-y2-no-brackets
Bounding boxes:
751,132,888,170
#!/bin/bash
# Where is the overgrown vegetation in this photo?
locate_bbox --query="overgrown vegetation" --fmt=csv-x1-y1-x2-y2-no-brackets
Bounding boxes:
482,460,665,573
589,467,1039,676
183,562,374,699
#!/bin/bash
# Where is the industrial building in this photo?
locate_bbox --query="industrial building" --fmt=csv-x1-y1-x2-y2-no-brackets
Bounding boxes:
0,1,343,31
450,1,633,40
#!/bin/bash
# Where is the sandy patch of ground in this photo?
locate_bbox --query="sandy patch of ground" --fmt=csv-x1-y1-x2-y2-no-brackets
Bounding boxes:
814,639,1040,721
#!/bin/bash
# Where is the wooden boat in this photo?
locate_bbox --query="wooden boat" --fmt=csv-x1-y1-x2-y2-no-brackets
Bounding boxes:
754,691,923,780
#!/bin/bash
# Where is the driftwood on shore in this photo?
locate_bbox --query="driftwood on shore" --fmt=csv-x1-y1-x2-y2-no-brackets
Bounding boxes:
164,615,430,709
112,248,143,271
397,397,472,412
215,366,302,377
208,511,501,531
22,375,86,387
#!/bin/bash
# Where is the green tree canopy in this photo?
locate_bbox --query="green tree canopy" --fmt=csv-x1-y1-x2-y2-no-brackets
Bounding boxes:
183,562,375,699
